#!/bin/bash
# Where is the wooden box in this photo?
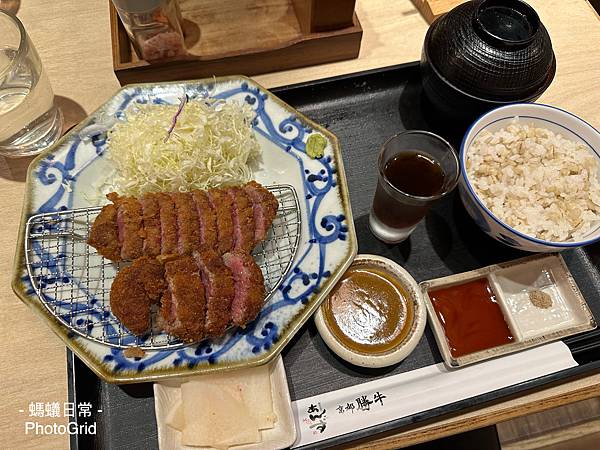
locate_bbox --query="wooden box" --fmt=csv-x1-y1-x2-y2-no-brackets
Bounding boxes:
411,0,467,23
110,0,363,85
292,0,356,32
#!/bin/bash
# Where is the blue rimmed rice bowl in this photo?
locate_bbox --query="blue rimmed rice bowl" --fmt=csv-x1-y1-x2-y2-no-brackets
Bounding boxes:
459,103,600,252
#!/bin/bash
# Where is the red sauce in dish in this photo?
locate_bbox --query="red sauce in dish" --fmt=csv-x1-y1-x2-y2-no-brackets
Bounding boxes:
429,278,514,358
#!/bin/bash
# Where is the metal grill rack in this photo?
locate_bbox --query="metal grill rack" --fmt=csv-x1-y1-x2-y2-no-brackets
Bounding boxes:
24,185,301,350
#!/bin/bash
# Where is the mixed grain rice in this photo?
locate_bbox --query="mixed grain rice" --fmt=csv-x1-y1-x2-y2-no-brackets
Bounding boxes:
466,119,600,242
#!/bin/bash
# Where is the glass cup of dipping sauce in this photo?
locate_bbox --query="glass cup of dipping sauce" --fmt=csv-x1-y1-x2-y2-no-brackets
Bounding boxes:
369,131,459,243
0,10,63,157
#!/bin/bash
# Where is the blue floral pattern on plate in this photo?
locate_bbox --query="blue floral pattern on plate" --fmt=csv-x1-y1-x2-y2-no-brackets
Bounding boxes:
13,76,357,383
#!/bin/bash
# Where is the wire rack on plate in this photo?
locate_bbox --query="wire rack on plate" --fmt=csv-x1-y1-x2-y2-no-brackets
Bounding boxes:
24,184,301,350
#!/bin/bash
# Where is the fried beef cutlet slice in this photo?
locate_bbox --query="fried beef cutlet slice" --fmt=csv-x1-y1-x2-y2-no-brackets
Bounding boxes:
227,187,256,254
191,190,218,251
140,193,162,257
155,192,178,255
160,256,206,342
88,204,121,261
108,193,144,261
171,192,201,255
222,252,265,327
110,257,166,335
207,188,234,254
243,181,279,245
194,249,235,337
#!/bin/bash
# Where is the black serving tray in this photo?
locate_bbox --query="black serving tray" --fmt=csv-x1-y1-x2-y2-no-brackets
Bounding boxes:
68,62,600,450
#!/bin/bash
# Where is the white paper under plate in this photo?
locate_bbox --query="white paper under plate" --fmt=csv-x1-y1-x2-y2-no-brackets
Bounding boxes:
154,355,296,450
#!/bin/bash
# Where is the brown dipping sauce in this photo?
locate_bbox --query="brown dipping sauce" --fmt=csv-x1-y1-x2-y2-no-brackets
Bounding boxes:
372,151,445,229
429,278,514,358
323,263,414,354
384,151,445,197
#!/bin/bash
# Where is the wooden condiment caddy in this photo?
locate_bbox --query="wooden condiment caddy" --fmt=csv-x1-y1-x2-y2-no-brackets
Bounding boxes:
411,0,467,23
110,0,362,85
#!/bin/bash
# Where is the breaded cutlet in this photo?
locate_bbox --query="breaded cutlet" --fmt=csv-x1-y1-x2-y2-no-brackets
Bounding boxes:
87,204,121,261
194,249,235,337
222,252,265,327
171,192,201,255
191,190,218,250
154,192,178,255
140,193,162,257
207,188,234,254
227,186,255,254
243,181,279,244
110,257,166,335
160,256,206,342
108,193,144,260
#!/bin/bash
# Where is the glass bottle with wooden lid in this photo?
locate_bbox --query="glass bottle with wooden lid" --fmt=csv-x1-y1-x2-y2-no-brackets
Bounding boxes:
111,0,186,61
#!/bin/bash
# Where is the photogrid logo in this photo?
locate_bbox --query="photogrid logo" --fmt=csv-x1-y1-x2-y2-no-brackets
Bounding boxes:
25,422,97,435
19,401,102,436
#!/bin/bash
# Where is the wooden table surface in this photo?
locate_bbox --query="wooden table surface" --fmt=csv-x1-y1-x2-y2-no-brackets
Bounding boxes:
1,1,599,449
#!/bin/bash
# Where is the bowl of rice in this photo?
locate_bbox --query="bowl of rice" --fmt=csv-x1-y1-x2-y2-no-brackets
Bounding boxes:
460,103,600,252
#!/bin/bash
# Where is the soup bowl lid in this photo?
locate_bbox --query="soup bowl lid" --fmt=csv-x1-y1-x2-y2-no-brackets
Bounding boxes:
424,0,556,102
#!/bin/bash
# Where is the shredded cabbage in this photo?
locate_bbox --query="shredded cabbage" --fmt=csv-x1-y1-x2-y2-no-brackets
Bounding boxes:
102,99,260,197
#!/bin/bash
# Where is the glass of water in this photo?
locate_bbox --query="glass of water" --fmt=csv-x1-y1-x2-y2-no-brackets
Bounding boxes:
0,10,63,157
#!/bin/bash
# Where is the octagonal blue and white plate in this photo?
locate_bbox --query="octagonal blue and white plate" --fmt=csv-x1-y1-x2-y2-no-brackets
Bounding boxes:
12,76,357,383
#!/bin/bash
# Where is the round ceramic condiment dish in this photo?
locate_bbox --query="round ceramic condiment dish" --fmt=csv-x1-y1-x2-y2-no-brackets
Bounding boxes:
314,254,426,368
421,0,555,123
460,103,600,252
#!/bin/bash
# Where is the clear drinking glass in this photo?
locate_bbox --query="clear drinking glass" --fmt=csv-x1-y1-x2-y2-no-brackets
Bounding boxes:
369,131,460,243
0,10,63,157
112,0,186,61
